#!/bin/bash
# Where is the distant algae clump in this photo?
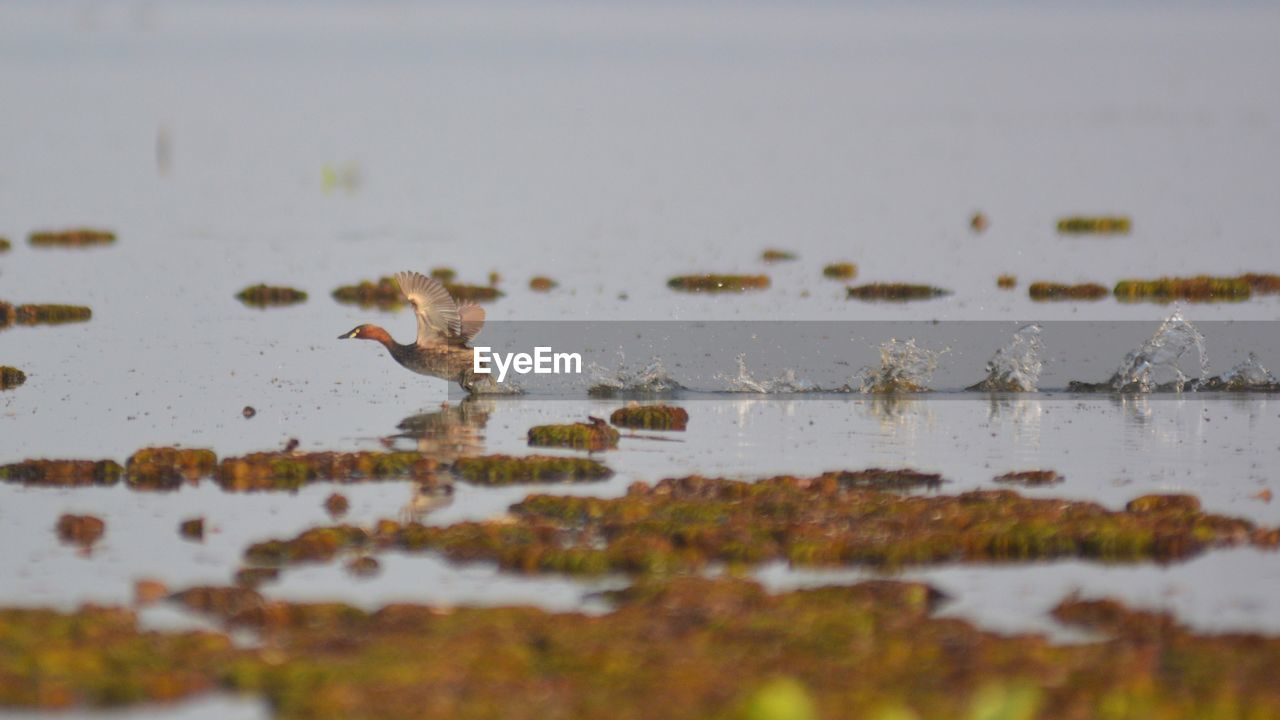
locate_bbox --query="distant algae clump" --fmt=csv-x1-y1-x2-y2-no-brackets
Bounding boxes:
609,404,689,430
667,274,770,293
452,455,613,485
1056,217,1131,234
527,420,620,451
846,284,949,301
0,366,26,390
236,284,307,308
28,228,116,247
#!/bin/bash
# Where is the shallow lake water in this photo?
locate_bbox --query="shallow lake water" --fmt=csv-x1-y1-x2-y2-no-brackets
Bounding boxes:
3,1,1280,715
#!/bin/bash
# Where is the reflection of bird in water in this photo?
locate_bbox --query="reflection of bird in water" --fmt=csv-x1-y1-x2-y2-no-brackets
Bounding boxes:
339,271,488,392
384,399,492,464
400,482,454,524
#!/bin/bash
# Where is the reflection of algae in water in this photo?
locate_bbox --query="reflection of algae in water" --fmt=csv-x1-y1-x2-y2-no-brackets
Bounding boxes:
966,324,1043,392
527,419,620,451
0,365,26,390
1114,276,1251,303
667,274,770,292
235,284,307,308
1027,282,1107,301
856,339,943,393
1069,310,1208,393
846,283,948,301
243,475,1274,574
452,455,613,485
587,354,683,397
28,228,116,247
609,403,689,430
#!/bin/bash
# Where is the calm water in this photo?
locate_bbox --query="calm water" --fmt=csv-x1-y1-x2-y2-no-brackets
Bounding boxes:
3,3,1280,714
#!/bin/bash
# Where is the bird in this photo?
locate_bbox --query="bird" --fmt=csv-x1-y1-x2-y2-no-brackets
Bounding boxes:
339,271,488,392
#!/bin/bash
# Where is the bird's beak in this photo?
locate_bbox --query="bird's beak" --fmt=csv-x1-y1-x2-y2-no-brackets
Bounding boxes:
339,330,356,339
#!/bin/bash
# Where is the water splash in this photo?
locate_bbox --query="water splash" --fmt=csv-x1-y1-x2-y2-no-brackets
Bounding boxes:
718,354,818,393
854,338,945,393
586,353,683,396
1109,310,1208,392
1198,353,1280,391
967,324,1044,392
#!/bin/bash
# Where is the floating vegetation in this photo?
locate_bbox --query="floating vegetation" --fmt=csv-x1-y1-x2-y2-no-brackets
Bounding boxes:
846,283,949,301
1114,276,1252,303
528,276,558,292
666,274,770,293
0,302,92,328
1027,282,1108,301
235,284,307,308
430,267,457,282
217,451,439,492
134,579,168,606
332,277,403,309
125,447,217,491
609,404,689,430
346,556,381,578
970,212,989,233
244,475,1272,575
822,262,857,280
822,468,943,492
993,470,1064,487
966,324,1043,392
0,459,122,487
527,419,620,451
324,493,350,517
56,514,105,547
242,406,256,419
27,228,116,247
586,354,684,397
0,366,25,390
761,248,797,262
1240,273,1280,294
179,518,205,541
1056,216,1131,234
1068,311,1208,393
452,455,613,485
0,237,9,252
996,274,1016,289
855,339,943,393
234,567,279,589
446,283,503,302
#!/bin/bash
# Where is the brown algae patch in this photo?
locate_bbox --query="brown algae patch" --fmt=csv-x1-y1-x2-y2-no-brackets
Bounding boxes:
994,470,1064,487
235,284,307,308
528,276,558,292
1,366,26,390
1056,216,1132,234
234,567,280,589
666,274,770,293
846,283,949,301
56,514,105,548
243,475,1269,575
218,451,439,492
1113,276,1252,303
0,303,92,328
1240,273,1280,294
822,262,857,280
0,237,10,252
0,459,123,487
333,276,503,308
126,447,217,491
527,419,620,451
445,283,503,302
179,518,205,541
452,455,613,485
761,248,797,262
996,274,1017,289
429,267,457,282
324,493,351,518
27,228,116,247
1028,282,1108,301
609,404,689,431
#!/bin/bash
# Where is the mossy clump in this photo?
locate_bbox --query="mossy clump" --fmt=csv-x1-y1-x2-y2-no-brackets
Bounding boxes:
324,493,350,517
234,567,280,589
667,274,770,293
996,274,1017,289
609,404,689,430
217,451,439,492
235,284,307,308
346,556,381,578
1125,494,1201,514
249,474,1269,576
1240,273,1280,294
445,283,503,302
527,420,620,451
0,459,123,487
994,470,1064,487
970,212,989,232
846,283,949,301
761,249,797,262
28,228,116,247
452,455,613,485
0,237,10,252
1028,282,1108,301
430,267,457,282
821,468,944,492
0,303,92,327
528,276,558,292
332,277,403,309
1113,276,1253,303
179,518,205,541
822,263,857,280
56,514,105,547
1,365,26,390
1056,216,1131,234
125,447,217,491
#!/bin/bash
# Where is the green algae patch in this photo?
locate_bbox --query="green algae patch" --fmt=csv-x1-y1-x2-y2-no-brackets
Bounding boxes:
332,277,404,309
0,237,10,252
28,228,116,247
1124,494,1200,514
1114,276,1253,303
529,276,558,292
235,284,307,308
0,459,122,487
445,283,503,303
609,404,689,430
1241,273,1280,294
0,366,25,390
994,470,1064,487
822,262,857,280
761,249,797,262
217,451,439,492
126,447,217,491
452,454,613,485
180,518,205,541
527,420,620,451
1056,216,1131,235
56,514,106,547
996,274,1017,289
667,274,770,293
0,302,92,328
429,267,457,282
846,283,949,302
1028,282,1108,301
245,525,374,564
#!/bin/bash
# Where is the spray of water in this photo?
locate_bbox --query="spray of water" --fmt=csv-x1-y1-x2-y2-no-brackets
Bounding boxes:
854,338,945,393
1109,309,1208,392
586,352,683,396
719,354,818,393
967,324,1044,392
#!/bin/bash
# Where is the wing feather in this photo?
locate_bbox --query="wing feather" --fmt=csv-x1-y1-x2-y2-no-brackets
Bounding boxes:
394,271,460,345
457,302,486,345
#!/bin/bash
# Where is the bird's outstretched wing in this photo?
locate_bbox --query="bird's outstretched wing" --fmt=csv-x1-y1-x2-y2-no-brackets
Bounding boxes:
394,271,460,345
456,302,485,345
